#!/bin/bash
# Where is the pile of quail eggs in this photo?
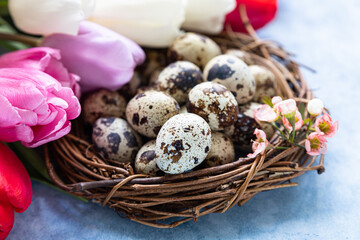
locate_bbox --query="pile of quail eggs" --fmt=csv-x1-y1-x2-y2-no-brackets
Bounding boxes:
83,32,277,175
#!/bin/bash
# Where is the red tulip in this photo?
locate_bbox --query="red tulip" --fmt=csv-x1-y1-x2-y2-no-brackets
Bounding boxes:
224,0,278,33
0,142,32,240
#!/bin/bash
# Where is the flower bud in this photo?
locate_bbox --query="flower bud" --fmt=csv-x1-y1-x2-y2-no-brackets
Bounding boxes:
307,98,324,116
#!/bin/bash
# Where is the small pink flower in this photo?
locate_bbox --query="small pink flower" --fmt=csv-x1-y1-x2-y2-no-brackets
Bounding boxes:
247,128,269,158
305,132,328,156
274,99,297,118
272,96,282,105
315,113,339,138
307,98,324,116
254,104,279,123
282,111,303,132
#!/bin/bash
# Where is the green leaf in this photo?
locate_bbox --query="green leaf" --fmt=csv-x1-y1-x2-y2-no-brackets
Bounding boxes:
262,96,273,107
303,118,310,124
0,0,8,16
298,102,305,119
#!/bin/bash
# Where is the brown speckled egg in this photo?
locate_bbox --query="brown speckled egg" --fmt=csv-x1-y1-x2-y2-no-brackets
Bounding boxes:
126,91,180,138
135,140,161,176
83,89,127,125
168,32,221,69
224,113,260,149
225,49,254,65
155,113,212,174
205,132,235,167
156,61,203,104
119,71,143,100
148,68,163,86
203,55,256,104
92,117,142,163
249,65,277,102
141,50,167,80
186,82,238,131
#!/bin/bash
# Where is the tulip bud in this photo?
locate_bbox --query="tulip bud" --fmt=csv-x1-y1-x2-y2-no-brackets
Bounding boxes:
307,98,324,116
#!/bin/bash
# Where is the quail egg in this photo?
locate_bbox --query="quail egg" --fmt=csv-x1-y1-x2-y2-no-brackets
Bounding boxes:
83,89,127,125
156,61,203,104
225,49,254,65
205,132,235,167
187,82,238,131
119,71,143,100
168,32,221,69
203,55,256,104
126,91,180,138
155,113,212,174
135,140,161,176
249,65,277,102
92,117,142,163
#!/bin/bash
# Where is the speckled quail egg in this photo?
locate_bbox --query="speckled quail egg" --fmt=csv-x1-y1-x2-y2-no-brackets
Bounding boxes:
249,65,277,102
141,50,167,80
186,82,238,131
126,91,180,138
92,117,142,163
224,113,260,149
225,49,254,65
155,113,212,174
205,132,235,167
155,61,203,104
168,32,221,69
203,55,256,104
119,71,143,100
135,140,161,176
239,102,275,139
83,89,127,125
148,68,163,86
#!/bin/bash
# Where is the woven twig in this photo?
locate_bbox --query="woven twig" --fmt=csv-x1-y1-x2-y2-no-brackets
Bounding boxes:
45,7,325,228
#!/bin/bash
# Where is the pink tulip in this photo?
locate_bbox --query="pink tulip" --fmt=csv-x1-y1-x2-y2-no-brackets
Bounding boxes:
315,113,339,138
254,104,279,123
42,21,145,93
247,128,269,158
305,132,327,156
274,99,297,118
0,68,80,147
282,111,303,132
0,142,32,240
0,47,80,98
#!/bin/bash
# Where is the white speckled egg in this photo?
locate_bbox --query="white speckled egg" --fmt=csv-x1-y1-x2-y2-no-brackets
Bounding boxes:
135,140,161,176
92,117,142,163
83,89,127,125
126,91,180,138
205,132,235,167
225,49,254,65
168,32,221,69
155,113,212,174
203,55,256,104
249,65,277,102
156,61,203,104
186,82,238,131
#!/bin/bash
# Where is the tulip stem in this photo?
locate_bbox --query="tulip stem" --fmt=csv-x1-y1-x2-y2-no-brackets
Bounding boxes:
0,32,40,46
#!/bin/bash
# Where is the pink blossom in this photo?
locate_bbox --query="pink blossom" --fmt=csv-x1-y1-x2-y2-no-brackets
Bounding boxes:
305,132,327,156
307,98,324,116
315,113,339,138
254,104,279,123
0,47,81,98
274,99,297,118
0,68,80,148
247,128,269,158
272,96,282,105
282,111,303,132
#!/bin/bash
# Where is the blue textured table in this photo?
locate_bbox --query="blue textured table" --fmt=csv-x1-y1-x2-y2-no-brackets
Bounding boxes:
9,0,360,239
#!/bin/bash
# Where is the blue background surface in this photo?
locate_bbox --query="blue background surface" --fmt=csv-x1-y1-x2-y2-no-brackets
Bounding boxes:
8,0,360,239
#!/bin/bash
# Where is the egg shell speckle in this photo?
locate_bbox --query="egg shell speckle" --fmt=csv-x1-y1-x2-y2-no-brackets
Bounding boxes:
203,55,256,104
92,117,142,163
225,49,255,65
187,82,238,131
135,140,161,176
205,132,235,167
119,71,143,100
126,91,180,138
156,61,203,104
155,113,212,174
249,65,277,102
168,32,221,69
83,89,127,125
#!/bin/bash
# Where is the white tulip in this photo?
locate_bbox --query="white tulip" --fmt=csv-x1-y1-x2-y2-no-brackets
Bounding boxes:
90,0,187,48
307,98,324,116
182,0,236,34
9,0,95,35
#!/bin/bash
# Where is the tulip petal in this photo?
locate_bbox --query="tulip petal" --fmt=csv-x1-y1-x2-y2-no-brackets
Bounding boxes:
0,125,34,143
0,95,21,127
0,203,14,240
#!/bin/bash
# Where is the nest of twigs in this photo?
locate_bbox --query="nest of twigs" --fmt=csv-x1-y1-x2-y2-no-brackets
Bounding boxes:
45,10,325,228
